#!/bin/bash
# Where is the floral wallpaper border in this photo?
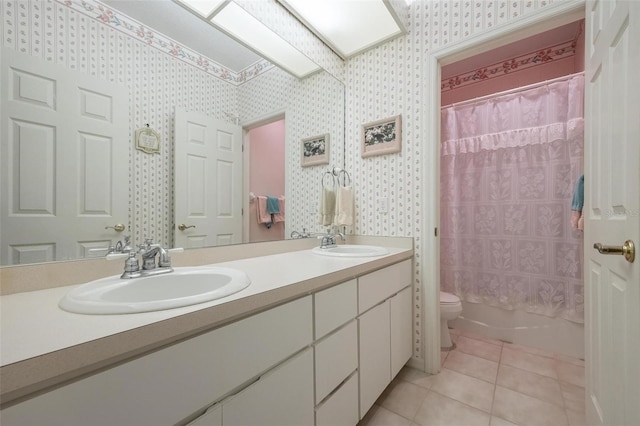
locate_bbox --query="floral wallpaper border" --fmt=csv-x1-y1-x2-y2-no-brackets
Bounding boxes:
57,0,274,85
441,38,577,92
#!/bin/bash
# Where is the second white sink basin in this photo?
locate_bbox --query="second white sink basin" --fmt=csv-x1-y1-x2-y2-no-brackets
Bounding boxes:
59,266,251,315
311,245,390,257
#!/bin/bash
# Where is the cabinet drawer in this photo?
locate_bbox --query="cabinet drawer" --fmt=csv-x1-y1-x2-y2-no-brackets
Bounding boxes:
223,348,314,426
315,372,359,426
1,296,312,426
314,320,358,404
314,279,357,339
358,259,411,313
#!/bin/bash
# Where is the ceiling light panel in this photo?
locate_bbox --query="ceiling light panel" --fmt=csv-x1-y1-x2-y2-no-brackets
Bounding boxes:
211,2,321,79
280,0,403,59
174,0,226,18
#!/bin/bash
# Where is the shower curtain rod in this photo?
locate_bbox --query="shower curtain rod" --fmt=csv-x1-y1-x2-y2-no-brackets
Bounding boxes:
441,71,585,109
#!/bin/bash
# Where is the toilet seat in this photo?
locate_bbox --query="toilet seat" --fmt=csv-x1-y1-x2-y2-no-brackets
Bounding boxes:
440,291,460,304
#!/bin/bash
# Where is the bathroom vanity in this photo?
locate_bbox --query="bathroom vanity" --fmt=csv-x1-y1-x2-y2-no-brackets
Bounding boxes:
0,238,413,425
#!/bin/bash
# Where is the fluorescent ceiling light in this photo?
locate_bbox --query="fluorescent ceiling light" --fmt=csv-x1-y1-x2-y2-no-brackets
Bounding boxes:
279,0,404,59
175,0,226,17
210,2,321,79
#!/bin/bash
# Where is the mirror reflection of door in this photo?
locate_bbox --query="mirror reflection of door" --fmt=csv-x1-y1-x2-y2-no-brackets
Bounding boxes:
248,120,285,242
174,107,243,249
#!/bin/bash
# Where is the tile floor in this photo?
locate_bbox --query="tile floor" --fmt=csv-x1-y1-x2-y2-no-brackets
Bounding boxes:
358,328,586,426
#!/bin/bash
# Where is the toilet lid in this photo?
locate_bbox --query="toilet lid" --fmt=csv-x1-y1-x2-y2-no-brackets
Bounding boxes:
440,291,460,304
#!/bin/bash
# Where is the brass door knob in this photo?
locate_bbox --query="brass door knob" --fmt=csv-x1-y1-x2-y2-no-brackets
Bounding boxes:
105,224,126,232
593,240,635,263
178,224,196,231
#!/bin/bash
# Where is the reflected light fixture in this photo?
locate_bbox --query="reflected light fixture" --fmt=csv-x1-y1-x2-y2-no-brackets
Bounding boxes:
278,0,405,59
175,0,321,79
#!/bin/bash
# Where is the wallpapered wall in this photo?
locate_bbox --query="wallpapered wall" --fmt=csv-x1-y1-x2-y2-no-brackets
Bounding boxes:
341,0,574,361
1,0,575,362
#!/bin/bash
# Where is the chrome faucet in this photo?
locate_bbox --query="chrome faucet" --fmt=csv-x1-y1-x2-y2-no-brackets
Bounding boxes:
319,229,345,249
291,228,311,239
118,238,175,279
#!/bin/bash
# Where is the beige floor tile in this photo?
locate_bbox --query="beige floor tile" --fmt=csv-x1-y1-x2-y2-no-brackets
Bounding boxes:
566,408,587,426
430,368,495,413
462,330,505,347
492,386,568,426
505,343,555,359
396,366,437,390
444,350,499,383
560,381,586,414
554,353,585,368
455,335,503,363
490,416,519,426
555,361,585,388
413,391,491,426
378,379,430,420
496,364,563,407
358,405,412,426
441,350,449,366
501,346,557,379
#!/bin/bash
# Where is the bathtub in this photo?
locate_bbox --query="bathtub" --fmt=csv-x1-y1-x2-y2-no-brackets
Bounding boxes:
450,301,585,359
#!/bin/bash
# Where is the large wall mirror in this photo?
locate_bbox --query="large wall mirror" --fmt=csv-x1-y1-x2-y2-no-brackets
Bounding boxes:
0,0,345,266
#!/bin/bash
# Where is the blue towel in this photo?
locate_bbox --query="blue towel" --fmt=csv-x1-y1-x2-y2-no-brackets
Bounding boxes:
571,175,584,211
266,196,280,214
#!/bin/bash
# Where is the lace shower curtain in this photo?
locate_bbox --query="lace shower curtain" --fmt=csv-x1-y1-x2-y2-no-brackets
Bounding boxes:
440,73,585,323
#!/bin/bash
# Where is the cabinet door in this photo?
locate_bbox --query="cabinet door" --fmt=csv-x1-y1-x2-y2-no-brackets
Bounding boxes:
390,286,412,378
358,300,391,419
223,348,314,426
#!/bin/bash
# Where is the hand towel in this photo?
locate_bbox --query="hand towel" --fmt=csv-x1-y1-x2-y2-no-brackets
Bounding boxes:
570,175,584,231
334,186,354,226
318,187,336,226
266,196,280,214
273,197,285,223
256,196,273,228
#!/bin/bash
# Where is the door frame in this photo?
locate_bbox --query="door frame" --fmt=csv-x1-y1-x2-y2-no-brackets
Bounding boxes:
241,110,286,243
421,1,586,374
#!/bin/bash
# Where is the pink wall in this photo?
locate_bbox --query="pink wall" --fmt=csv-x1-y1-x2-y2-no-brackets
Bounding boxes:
441,20,585,106
248,120,285,242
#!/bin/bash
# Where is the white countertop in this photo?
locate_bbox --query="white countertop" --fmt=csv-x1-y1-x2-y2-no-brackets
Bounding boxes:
0,244,413,404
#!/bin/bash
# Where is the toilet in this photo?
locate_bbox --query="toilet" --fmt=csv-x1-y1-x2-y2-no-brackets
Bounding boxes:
440,291,463,349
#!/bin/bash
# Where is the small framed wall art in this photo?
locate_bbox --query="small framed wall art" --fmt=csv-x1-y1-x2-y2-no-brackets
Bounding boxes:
135,124,161,154
301,133,330,167
361,114,402,158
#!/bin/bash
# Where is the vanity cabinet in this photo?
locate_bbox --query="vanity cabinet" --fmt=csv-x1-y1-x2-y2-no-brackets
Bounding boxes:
1,296,313,426
357,259,413,419
2,258,414,426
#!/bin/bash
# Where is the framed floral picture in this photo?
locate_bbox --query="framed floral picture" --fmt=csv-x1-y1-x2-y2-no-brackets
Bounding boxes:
361,114,402,158
301,133,330,167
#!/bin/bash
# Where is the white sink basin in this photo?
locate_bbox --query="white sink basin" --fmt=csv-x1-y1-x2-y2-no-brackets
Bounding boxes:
59,267,251,315
311,245,389,257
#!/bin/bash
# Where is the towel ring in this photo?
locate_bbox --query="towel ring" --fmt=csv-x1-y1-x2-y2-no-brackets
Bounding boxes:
332,167,351,187
321,171,335,188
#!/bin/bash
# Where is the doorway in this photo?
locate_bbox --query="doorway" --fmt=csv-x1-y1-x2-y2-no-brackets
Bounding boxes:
421,1,586,374
243,117,286,243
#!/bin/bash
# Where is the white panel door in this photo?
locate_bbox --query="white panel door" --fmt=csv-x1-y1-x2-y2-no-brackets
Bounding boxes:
390,286,413,379
0,48,129,265
174,107,243,249
584,1,640,425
